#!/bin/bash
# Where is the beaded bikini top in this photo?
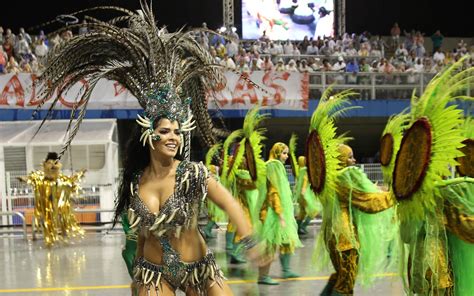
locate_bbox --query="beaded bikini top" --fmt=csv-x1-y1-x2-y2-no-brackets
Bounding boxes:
127,160,209,239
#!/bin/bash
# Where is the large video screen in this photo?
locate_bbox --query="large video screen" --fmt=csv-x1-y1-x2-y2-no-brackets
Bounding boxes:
242,0,335,40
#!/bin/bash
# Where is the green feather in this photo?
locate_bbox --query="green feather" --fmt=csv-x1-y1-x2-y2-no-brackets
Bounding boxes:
461,117,474,138
205,143,222,169
380,111,410,185
289,133,299,178
220,129,243,187
394,57,474,222
308,87,358,207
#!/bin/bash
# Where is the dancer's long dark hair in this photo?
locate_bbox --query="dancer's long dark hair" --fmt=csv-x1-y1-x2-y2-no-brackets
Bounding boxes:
113,125,150,226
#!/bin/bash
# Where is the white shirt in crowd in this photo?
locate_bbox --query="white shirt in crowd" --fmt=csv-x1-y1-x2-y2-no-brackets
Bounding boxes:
306,44,319,55
16,39,30,55
328,38,336,50
220,57,236,70
226,41,239,57
35,42,49,58
286,60,298,72
284,42,293,55
332,60,346,71
274,42,284,54
292,45,301,56
413,62,424,73
269,45,279,56
345,47,358,56
432,51,445,63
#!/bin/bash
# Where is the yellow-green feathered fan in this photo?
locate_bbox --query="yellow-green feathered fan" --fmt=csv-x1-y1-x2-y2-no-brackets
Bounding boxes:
391,57,474,222
305,87,359,204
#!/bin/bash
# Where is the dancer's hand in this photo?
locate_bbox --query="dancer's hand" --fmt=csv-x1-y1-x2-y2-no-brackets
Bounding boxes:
246,243,273,267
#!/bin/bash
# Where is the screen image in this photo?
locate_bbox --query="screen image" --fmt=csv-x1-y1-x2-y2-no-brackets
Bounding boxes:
242,0,335,40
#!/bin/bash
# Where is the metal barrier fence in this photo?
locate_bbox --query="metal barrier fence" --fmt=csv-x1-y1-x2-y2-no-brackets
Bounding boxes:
358,163,384,184
1,170,114,228
308,71,442,100
0,211,27,239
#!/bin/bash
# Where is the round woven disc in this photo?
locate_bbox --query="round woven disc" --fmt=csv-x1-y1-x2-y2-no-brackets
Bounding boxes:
305,131,326,193
380,133,394,166
244,140,258,181
393,118,432,201
457,139,474,177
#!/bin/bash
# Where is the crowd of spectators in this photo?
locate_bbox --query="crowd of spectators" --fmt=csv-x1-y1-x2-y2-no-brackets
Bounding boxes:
202,26,473,78
0,24,81,74
1,21,473,84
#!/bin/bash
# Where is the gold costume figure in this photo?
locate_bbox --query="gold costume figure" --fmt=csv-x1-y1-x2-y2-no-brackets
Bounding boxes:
22,152,85,246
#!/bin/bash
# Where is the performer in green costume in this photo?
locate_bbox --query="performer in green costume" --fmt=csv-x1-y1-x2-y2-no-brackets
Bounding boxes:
290,132,323,235
220,107,267,264
385,58,474,295
257,142,303,285
306,89,398,296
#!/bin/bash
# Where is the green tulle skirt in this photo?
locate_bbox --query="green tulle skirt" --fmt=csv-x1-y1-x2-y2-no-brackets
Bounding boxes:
294,167,322,218
258,160,302,254
448,233,474,296
260,207,302,254
440,178,474,296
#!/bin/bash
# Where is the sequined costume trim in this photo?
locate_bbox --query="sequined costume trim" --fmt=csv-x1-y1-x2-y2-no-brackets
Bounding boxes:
127,160,224,295
128,160,209,239
133,238,225,295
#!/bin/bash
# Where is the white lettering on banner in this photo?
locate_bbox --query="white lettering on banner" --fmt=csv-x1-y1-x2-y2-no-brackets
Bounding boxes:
0,71,309,110
207,71,309,110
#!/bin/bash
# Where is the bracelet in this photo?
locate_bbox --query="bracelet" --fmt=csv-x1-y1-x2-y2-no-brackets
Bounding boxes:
238,235,258,251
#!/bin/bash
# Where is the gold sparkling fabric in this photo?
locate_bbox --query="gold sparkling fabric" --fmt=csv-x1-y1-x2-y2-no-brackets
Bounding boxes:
259,182,282,221
26,170,85,246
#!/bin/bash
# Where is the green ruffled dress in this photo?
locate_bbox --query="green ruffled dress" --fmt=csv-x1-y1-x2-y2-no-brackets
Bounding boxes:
294,166,322,218
259,159,302,254
438,177,474,296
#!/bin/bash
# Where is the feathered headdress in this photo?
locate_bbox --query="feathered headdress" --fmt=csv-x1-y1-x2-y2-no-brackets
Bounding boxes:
219,129,244,189
305,87,358,204
219,106,268,190
205,143,223,171
35,1,225,157
289,133,299,179
380,111,409,185
241,106,268,187
457,117,474,177
391,57,474,221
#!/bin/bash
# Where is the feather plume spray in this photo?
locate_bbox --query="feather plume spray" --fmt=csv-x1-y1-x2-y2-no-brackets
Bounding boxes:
34,1,227,158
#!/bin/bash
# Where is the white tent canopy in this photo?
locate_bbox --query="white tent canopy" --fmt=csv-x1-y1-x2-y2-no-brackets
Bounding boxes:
0,119,117,147
0,119,119,221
